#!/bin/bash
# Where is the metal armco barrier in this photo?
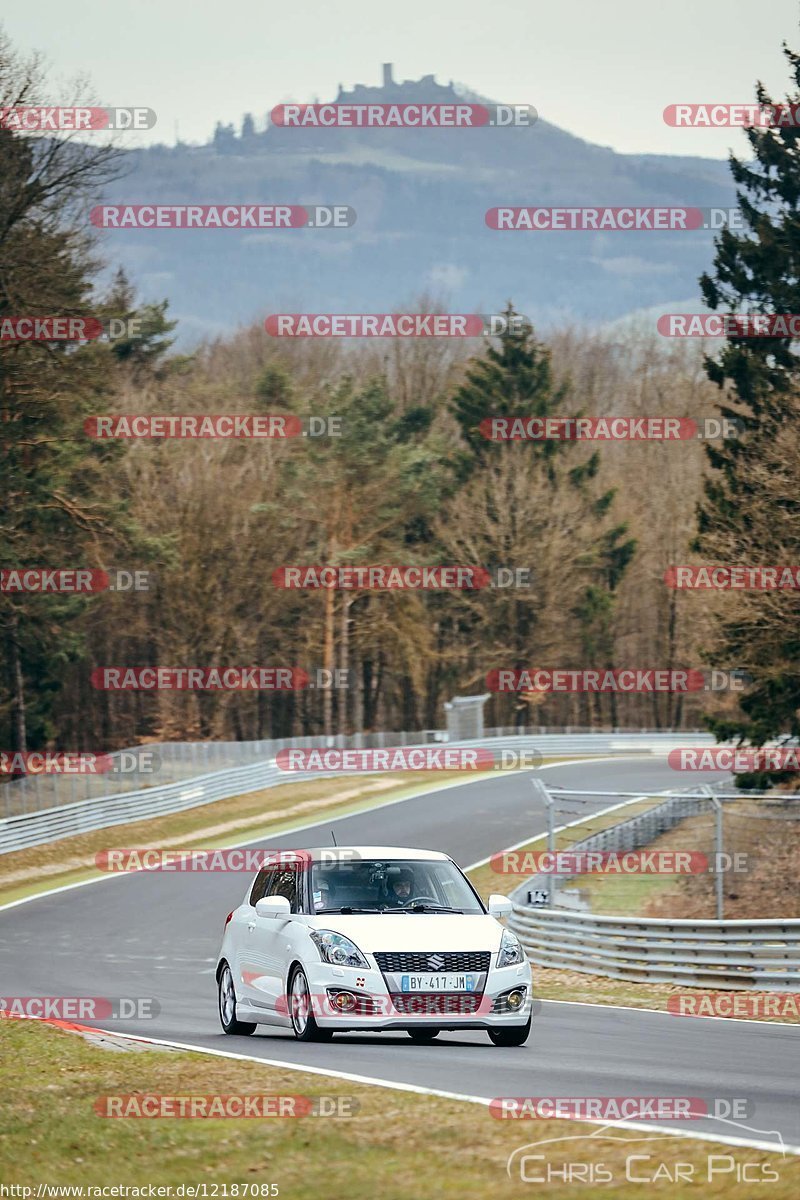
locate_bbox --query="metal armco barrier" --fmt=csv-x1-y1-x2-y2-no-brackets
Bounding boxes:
0,730,716,855
511,787,715,910
508,905,800,990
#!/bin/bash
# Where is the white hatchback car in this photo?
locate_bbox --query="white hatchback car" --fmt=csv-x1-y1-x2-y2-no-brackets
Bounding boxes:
216,846,532,1045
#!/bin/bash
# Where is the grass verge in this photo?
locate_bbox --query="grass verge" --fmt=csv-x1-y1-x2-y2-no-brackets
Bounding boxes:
0,1021,795,1197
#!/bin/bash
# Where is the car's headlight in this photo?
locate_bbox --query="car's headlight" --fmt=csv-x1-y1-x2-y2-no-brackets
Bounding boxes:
309,930,369,968
497,928,524,968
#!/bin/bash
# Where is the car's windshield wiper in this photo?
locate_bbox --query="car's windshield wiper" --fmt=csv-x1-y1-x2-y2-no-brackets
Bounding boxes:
405,904,464,913
323,906,383,914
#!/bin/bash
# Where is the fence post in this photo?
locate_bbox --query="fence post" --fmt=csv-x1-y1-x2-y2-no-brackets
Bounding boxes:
530,777,553,906
715,798,724,922
702,785,724,921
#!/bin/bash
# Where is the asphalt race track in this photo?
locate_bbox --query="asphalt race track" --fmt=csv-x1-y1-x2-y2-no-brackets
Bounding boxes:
1,757,798,1152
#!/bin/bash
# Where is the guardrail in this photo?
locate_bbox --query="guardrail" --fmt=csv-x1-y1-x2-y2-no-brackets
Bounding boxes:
0,730,716,855
0,760,281,855
510,786,716,909
0,730,447,818
1,727,711,819
508,905,800,990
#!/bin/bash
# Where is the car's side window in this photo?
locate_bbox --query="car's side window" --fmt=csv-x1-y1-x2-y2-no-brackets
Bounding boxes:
268,866,300,913
249,868,274,907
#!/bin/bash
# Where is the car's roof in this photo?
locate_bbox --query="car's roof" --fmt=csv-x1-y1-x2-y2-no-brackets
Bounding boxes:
289,846,451,862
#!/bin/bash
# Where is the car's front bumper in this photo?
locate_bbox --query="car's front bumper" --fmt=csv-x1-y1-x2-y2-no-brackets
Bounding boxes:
303,959,532,1031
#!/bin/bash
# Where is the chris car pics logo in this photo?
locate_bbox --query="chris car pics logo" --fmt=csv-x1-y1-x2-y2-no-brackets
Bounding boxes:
506,1119,784,1185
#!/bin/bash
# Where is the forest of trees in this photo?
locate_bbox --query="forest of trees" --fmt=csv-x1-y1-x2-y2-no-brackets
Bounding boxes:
2,31,798,759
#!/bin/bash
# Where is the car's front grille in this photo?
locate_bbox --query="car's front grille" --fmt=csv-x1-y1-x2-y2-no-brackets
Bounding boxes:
371,950,491,979
391,993,484,1015
374,950,491,973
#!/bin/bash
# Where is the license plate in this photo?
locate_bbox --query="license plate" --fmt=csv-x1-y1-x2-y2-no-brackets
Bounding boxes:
400,973,476,992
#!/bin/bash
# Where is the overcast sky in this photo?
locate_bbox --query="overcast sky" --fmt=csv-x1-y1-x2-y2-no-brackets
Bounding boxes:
5,0,800,156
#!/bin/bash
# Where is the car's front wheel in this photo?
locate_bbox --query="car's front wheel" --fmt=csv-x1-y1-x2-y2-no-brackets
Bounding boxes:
218,962,256,1036
289,966,333,1042
487,1014,531,1046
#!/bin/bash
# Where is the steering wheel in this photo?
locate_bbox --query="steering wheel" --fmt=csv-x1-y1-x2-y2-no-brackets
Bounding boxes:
404,894,440,908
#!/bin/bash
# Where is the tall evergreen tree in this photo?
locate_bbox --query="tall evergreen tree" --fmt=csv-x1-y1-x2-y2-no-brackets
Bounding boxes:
447,311,634,726
696,43,800,747
0,32,154,754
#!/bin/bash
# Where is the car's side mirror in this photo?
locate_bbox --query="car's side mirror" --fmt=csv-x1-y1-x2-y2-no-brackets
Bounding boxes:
487,894,513,917
255,896,292,918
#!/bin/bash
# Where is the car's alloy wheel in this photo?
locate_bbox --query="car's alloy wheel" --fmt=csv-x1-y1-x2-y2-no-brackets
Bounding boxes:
289,966,333,1041
218,963,256,1036
487,1014,532,1046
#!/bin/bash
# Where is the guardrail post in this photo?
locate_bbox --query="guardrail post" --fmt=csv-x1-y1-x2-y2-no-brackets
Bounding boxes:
530,777,554,906
703,786,724,921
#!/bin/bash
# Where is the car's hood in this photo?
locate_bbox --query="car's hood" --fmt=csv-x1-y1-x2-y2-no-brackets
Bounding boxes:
305,912,504,953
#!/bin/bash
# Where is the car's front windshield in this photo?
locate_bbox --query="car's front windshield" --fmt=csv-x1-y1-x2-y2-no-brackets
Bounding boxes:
310,858,484,915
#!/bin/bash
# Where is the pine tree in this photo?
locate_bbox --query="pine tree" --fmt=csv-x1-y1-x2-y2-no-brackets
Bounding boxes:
0,33,150,755
696,44,800,748
450,304,569,478
447,309,635,726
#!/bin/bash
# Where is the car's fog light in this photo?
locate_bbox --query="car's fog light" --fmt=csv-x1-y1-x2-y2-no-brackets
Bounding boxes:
507,989,524,1010
333,991,357,1011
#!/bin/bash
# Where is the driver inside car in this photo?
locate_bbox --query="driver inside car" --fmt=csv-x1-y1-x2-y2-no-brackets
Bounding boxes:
386,869,415,906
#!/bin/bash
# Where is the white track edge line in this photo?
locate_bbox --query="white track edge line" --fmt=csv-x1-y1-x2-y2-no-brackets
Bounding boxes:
68,1027,800,1156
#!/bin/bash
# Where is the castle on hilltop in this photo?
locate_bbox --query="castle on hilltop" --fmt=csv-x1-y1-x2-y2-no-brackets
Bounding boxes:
335,63,460,104
210,65,462,151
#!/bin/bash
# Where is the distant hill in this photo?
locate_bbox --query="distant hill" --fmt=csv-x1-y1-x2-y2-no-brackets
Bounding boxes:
95,64,737,344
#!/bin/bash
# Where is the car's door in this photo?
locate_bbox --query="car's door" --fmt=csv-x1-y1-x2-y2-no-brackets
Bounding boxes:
233,867,273,1007
240,864,301,1012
